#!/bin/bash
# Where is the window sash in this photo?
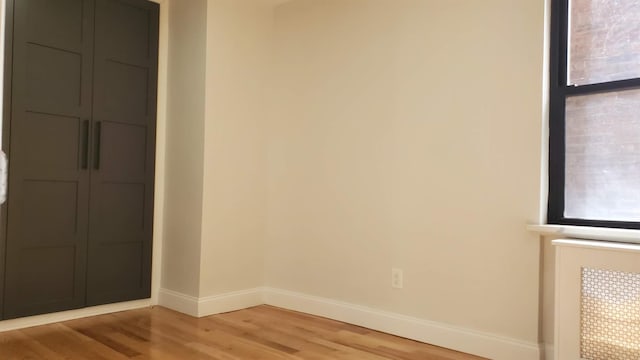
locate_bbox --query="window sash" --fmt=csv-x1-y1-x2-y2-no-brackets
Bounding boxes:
547,0,640,229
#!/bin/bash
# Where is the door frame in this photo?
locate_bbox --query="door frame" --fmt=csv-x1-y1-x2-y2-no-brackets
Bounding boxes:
0,0,15,319
0,0,169,322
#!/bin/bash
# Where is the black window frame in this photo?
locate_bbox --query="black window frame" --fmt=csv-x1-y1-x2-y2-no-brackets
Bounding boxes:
548,0,640,230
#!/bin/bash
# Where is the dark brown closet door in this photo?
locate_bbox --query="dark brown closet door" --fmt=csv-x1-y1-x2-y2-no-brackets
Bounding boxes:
86,0,158,306
3,0,95,319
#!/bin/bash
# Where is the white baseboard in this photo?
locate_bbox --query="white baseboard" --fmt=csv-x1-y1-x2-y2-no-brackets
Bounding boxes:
158,288,200,317
262,287,541,360
197,288,264,317
158,287,264,317
0,299,152,333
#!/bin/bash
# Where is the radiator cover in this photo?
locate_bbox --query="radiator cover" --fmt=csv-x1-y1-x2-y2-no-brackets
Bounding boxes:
554,239,640,360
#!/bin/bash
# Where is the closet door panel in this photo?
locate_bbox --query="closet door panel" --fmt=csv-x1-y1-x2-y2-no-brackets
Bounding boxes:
18,113,82,175
25,0,84,50
91,242,144,292
97,0,151,63
21,181,80,245
3,0,94,319
87,0,158,306
100,122,147,178
98,182,145,243
100,62,149,124
25,46,82,114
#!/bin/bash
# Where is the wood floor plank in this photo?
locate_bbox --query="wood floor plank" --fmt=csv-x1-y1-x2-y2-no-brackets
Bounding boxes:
0,330,65,360
0,305,487,359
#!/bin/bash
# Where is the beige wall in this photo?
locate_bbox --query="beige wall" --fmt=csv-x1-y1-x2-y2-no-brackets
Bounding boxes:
162,0,275,297
162,0,208,297
199,0,274,296
265,0,545,342
162,0,276,298
161,0,547,346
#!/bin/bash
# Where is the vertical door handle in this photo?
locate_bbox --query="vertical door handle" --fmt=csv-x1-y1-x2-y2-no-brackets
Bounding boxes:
94,121,101,170
0,150,7,205
81,119,89,169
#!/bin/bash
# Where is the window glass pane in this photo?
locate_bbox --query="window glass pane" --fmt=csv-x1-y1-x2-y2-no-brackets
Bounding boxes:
565,89,640,221
569,0,640,85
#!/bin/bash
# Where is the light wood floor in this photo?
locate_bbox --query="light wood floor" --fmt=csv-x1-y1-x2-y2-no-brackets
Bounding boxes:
0,305,487,359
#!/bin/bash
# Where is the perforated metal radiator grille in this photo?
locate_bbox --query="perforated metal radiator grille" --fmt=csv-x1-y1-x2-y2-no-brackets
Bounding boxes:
581,267,640,360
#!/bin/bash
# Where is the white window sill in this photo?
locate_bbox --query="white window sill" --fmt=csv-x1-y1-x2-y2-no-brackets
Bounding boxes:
527,224,640,245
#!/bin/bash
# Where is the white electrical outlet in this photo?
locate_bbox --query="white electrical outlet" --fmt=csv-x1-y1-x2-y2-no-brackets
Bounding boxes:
391,268,403,289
